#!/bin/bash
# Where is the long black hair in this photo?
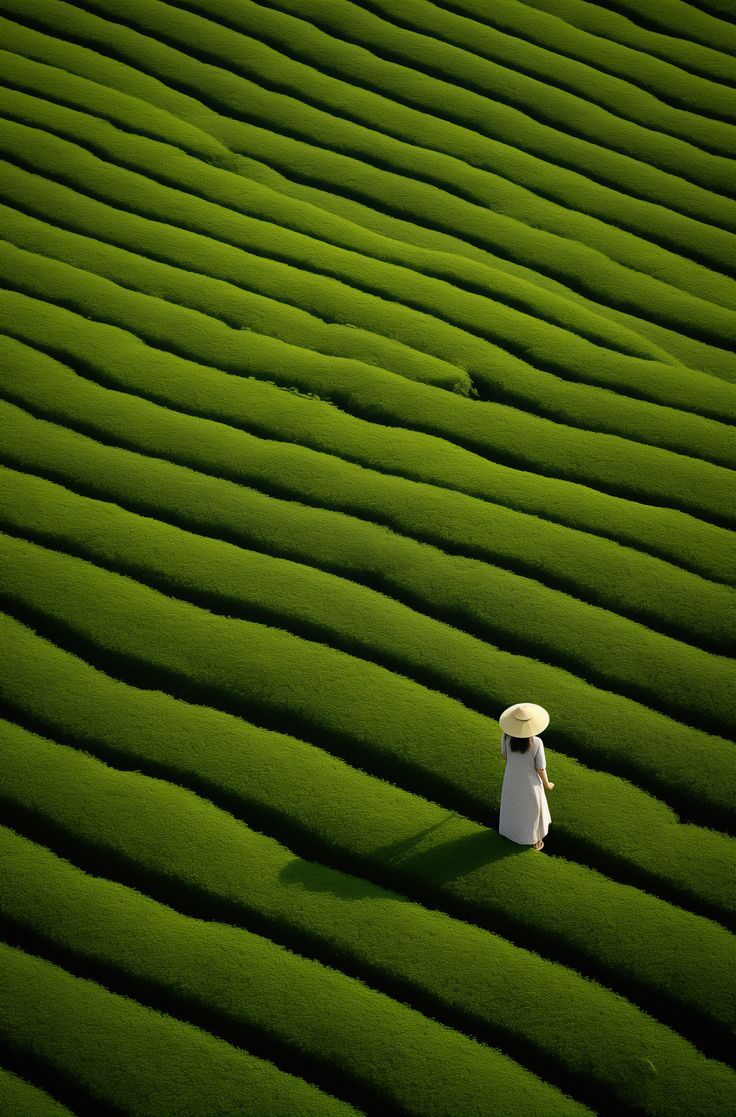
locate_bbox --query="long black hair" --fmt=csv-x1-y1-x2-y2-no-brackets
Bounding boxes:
505,732,533,753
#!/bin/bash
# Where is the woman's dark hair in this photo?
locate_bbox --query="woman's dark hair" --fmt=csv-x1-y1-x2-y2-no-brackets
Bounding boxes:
506,732,533,753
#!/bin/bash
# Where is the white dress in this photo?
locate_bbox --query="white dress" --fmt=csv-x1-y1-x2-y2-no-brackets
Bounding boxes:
498,733,551,845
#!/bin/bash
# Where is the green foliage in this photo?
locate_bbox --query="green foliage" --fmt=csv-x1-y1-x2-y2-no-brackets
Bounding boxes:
2,320,733,648
3,119,736,454
0,1068,74,1117
0,825,592,1117
3,246,736,539
0,6,733,1111
211,0,736,237
0,939,358,1117
3,291,735,589
1,724,734,1117
2,386,734,824
2,602,733,933
323,0,736,154
1,535,735,1043
1,339,734,744
4,0,736,346
521,0,736,86
449,0,736,125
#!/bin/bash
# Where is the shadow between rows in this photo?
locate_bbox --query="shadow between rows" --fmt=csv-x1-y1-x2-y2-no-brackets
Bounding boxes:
0,93,673,367
2,696,734,1072
69,0,736,260
3,582,736,928
4,272,735,537
0,139,674,411
360,0,736,144
4,308,734,594
9,90,729,429
432,0,736,125
2,519,735,842
5,345,735,658
0,1038,128,1117
3,385,734,737
8,2,734,352
0,804,650,1117
208,0,736,250
0,915,378,1117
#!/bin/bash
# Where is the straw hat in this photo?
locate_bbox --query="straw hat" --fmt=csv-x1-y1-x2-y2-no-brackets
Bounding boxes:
499,702,549,738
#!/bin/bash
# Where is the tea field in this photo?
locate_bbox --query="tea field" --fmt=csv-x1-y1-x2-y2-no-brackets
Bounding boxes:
0,1,735,1114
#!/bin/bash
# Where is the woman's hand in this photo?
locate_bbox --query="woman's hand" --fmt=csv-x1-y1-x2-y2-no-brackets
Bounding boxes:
546,781,555,790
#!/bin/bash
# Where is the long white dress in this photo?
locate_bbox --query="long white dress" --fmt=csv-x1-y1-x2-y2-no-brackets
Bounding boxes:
498,733,551,845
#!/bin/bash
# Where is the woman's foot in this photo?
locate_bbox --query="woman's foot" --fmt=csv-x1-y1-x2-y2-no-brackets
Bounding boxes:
532,840,545,850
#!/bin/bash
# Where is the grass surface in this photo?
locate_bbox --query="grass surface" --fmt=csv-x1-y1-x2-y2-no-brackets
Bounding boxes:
2,402,735,822
0,1066,75,1117
0,939,360,1117
1,467,735,930
1,720,735,1117
2,337,735,739
0,1,734,1113
0,824,592,1117
2,532,735,1050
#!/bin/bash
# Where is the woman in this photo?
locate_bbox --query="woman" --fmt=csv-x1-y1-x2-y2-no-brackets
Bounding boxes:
498,702,555,851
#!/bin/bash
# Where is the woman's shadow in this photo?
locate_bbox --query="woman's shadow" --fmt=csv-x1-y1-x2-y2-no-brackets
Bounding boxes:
278,815,523,902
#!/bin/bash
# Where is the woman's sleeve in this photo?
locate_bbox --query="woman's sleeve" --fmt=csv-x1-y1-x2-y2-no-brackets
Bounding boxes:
534,739,546,769
501,733,507,758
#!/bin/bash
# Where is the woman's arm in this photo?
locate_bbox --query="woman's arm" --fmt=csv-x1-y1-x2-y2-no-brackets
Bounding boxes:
536,767,555,790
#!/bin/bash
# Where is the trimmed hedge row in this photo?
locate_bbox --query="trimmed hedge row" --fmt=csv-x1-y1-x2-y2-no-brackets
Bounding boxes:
0,824,592,1117
2,0,735,348
0,808,724,1117
204,0,736,235
0,9,236,156
1,715,734,1089
0,118,475,394
3,324,733,653
7,103,736,440
2,603,733,932
219,144,736,385
1,534,735,1047
2,7,732,1114
10,103,736,441
2,397,734,827
4,244,735,535
3,290,734,592
0,1068,73,1117
0,52,237,177
76,0,736,282
1,339,734,740
0,23,681,367
520,0,736,87
0,54,670,369
326,0,736,153
324,0,736,179
0,941,357,1117
445,0,736,126
4,133,735,463
560,0,736,60
6,6,736,389
0,53,233,170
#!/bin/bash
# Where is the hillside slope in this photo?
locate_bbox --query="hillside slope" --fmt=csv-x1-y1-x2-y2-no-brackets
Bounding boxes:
0,2,734,1115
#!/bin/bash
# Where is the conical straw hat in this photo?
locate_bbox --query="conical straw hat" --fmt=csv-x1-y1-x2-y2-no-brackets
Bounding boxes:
499,702,550,738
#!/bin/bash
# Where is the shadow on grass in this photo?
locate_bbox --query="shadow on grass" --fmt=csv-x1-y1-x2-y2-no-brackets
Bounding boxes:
279,816,524,899
380,826,525,882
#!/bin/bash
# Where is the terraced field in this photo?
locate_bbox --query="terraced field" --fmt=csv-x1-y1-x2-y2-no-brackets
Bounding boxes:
0,1,735,1114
